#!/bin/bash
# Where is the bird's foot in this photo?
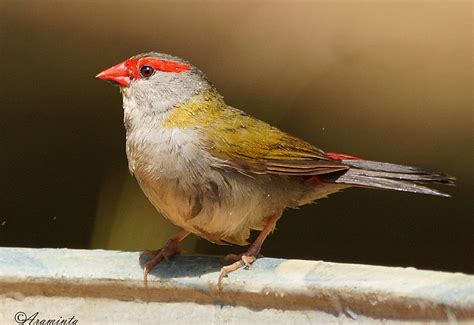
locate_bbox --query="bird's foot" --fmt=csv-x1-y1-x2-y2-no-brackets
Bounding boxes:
223,252,264,263
141,238,182,287
218,248,263,289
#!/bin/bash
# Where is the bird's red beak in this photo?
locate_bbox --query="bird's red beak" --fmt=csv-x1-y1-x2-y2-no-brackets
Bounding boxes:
96,61,131,87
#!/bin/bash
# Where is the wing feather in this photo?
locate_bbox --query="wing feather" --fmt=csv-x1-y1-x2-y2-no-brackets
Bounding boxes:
202,105,347,176
163,90,347,176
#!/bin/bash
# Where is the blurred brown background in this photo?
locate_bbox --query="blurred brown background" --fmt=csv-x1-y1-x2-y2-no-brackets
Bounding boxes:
1,1,472,273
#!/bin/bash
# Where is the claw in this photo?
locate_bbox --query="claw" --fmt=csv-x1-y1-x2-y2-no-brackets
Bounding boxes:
218,254,258,289
218,259,245,289
143,251,166,288
242,255,256,268
217,213,280,290
141,230,189,287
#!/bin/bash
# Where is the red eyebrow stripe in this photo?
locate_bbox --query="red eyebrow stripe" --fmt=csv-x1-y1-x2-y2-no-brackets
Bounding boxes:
139,57,191,72
125,57,191,79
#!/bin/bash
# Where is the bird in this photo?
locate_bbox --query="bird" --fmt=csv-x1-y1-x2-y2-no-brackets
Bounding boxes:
96,52,455,287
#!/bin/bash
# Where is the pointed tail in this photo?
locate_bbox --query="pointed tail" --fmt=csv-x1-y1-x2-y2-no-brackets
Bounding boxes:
320,158,455,197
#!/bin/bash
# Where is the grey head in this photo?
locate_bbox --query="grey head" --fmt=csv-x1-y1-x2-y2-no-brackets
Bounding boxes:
97,52,214,115
124,52,213,114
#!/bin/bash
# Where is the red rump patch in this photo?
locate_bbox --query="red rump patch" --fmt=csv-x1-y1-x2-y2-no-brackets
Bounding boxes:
326,152,362,160
125,57,191,80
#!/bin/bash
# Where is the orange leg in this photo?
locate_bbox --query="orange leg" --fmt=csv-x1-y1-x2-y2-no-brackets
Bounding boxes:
218,214,280,288
142,230,190,287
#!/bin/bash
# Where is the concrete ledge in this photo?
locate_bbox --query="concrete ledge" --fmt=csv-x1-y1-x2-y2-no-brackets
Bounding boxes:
0,247,473,324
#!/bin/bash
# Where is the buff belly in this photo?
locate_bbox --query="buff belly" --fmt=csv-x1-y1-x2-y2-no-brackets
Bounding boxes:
134,168,347,245
126,124,346,245
135,170,285,245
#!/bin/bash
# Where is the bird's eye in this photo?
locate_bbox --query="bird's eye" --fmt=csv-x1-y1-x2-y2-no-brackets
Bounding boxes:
140,65,155,78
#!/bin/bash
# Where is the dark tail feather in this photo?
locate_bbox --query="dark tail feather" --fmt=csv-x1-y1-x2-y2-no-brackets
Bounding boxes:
321,159,455,197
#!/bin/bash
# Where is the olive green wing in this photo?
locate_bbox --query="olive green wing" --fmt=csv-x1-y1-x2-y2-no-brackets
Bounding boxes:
203,106,348,176
162,90,347,176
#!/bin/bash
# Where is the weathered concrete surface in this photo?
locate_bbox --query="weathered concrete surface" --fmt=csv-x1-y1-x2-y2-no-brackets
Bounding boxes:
0,247,473,324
